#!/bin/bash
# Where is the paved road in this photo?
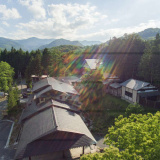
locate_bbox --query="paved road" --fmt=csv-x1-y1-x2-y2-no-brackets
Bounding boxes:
0,121,16,160
94,135,108,148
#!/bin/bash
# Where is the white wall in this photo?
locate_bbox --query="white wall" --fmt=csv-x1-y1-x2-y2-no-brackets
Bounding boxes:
121,86,137,103
132,90,137,103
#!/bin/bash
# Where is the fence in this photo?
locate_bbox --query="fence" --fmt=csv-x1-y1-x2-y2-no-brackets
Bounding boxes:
139,98,160,109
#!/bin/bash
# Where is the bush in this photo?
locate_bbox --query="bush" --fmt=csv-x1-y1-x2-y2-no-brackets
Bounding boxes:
125,103,144,116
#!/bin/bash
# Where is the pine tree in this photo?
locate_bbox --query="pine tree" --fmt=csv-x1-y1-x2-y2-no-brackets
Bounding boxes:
138,42,153,83
41,48,52,74
13,85,20,104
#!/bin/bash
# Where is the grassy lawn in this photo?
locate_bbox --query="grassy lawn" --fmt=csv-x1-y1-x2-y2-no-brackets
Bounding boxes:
82,94,129,135
82,92,160,135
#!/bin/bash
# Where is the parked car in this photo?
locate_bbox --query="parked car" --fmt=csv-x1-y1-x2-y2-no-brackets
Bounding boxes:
22,92,28,98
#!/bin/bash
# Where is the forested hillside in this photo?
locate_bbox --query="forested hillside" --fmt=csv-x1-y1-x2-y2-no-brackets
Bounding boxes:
0,33,160,88
138,28,160,40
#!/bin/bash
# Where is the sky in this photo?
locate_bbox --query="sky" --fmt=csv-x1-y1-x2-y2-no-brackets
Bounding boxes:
0,0,160,42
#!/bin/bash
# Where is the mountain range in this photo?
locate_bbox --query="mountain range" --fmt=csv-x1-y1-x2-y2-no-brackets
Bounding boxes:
0,37,102,51
0,28,160,51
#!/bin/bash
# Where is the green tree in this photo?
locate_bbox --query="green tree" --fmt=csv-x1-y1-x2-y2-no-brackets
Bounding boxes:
0,61,14,92
82,69,104,82
33,54,43,76
81,146,142,160
13,85,20,104
8,88,17,110
25,53,42,87
104,112,160,160
153,33,160,53
41,48,53,74
138,42,153,82
125,103,144,116
81,112,160,160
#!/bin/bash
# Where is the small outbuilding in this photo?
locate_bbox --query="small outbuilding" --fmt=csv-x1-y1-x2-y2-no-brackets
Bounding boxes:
108,83,121,97
121,79,160,103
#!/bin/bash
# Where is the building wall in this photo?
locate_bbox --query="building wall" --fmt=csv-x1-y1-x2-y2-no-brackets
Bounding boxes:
55,93,79,103
122,86,125,97
132,90,137,103
108,87,122,97
121,86,137,103
23,146,96,160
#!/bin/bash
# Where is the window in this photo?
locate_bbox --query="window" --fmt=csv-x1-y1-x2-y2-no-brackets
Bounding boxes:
125,91,132,98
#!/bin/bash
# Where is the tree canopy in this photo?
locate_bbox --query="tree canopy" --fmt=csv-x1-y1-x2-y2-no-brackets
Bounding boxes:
81,112,160,160
0,61,14,92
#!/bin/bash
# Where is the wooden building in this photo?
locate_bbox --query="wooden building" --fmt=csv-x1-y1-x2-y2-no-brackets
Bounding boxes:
15,100,96,160
32,77,80,106
15,77,96,159
108,83,122,97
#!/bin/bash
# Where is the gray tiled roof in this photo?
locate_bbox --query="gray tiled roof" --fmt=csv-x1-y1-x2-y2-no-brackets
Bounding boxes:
58,76,82,84
32,78,50,92
85,59,101,69
15,108,56,159
54,107,96,142
20,100,54,122
121,79,150,90
33,86,56,99
20,99,79,122
32,77,79,95
15,106,96,159
109,83,121,89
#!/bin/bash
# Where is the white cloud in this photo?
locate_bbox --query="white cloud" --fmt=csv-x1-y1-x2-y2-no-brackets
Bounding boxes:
0,5,21,20
107,20,160,38
12,3,108,39
48,3,107,30
2,21,10,27
19,0,46,19
75,20,160,41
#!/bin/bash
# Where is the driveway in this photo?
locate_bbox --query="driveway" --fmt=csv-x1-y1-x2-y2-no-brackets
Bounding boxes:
0,120,16,160
94,134,108,148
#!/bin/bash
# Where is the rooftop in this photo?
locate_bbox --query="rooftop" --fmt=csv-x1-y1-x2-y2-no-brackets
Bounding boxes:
15,105,96,159
120,79,150,90
109,83,121,88
20,99,80,122
32,77,79,95
85,59,102,70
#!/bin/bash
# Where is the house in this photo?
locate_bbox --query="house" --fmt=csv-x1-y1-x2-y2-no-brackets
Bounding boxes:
121,79,160,103
83,59,103,73
15,76,97,159
15,100,96,160
31,75,48,83
20,99,80,123
107,83,122,97
103,73,120,92
57,76,81,87
32,77,80,106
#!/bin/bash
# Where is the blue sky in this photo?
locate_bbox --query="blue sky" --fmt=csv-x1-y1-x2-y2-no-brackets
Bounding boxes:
0,0,160,41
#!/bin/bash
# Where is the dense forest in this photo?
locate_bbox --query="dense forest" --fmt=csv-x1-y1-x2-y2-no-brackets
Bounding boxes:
0,33,160,87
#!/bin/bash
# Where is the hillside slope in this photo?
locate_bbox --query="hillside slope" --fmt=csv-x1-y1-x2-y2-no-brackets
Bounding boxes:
138,28,160,40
